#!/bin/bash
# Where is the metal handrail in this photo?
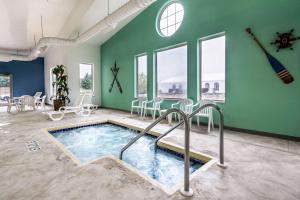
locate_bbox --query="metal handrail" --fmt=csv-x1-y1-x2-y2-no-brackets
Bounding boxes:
119,108,194,196
154,103,225,167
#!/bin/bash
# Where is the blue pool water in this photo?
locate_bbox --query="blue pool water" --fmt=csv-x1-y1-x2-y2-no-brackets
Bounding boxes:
50,123,204,187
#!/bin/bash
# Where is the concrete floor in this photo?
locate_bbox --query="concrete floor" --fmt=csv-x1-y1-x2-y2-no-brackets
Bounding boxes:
0,107,299,200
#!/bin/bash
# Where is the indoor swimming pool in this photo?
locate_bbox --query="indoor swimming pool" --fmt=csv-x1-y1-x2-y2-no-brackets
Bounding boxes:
49,123,205,187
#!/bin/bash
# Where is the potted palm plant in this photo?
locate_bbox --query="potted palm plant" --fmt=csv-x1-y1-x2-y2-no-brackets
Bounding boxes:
50,65,70,111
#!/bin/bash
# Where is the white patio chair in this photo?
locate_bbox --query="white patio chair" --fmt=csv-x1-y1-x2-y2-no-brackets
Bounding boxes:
19,95,35,111
162,98,193,125
192,100,214,132
142,97,163,120
6,98,17,113
35,95,46,110
33,92,42,102
131,97,147,117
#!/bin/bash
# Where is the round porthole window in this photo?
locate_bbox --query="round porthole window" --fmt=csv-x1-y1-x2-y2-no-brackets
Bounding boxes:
157,1,184,37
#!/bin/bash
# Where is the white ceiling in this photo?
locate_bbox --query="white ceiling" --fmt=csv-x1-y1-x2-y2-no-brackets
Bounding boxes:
0,0,131,50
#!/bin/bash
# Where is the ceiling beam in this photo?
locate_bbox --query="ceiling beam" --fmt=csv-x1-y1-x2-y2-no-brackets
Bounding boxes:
58,0,96,38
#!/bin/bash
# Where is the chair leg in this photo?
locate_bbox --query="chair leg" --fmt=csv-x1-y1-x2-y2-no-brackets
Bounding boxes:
208,116,211,133
140,108,143,118
130,107,133,115
7,105,11,113
143,108,146,119
167,114,171,125
152,110,155,121
197,116,199,126
211,113,214,129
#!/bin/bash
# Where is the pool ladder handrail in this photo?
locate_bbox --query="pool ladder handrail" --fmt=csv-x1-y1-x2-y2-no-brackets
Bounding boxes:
119,108,194,197
154,103,226,167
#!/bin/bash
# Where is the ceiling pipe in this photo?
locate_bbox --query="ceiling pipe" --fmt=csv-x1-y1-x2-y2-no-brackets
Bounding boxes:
0,49,30,56
0,0,156,62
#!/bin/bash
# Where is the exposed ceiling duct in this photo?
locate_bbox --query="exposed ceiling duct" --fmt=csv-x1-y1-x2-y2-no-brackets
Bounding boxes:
0,0,156,62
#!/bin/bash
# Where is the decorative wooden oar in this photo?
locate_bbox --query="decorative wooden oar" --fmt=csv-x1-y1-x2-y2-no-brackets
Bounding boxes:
246,28,294,84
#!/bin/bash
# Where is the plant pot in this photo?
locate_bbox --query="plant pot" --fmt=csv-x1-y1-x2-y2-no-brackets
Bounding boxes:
53,99,65,111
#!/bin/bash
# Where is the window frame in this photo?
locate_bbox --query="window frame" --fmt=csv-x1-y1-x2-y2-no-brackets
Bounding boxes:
79,63,94,94
134,53,148,98
49,67,56,99
156,0,184,37
0,73,13,100
154,42,188,100
198,32,226,103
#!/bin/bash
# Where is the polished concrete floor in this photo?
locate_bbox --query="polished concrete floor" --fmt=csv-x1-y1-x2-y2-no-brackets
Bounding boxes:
0,107,299,200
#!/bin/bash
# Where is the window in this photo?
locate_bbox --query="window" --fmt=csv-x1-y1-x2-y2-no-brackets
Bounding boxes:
200,34,225,101
157,2,184,37
135,54,148,97
0,74,12,103
156,44,187,99
80,63,94,93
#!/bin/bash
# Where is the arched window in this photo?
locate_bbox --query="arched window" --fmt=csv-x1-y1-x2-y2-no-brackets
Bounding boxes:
205,83,210,89
50,67,56,98
157,2,184,37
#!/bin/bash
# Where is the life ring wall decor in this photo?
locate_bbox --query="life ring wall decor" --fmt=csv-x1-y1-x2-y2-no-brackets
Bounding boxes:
270,29,300,52
109,61,123,93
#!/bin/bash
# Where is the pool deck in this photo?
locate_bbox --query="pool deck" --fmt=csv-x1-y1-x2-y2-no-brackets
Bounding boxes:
0,107,299,200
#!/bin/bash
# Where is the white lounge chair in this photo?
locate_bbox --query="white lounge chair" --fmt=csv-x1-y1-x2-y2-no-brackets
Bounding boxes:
131,97,147,117
34,92,42,98
60,94,87,112
33,92,42,103
80,94,98,113
142,97,163,120
43,94,95,121
192,100,214,132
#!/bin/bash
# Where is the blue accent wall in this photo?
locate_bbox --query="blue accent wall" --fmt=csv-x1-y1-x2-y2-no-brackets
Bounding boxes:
0,57,44,97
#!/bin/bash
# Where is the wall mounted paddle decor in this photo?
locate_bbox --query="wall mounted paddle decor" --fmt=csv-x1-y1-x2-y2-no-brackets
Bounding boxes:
246,28,294,84
270,29,300,52
109,61,123,93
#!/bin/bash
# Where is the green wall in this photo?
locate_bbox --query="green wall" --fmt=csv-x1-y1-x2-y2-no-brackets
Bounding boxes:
101,0,300,137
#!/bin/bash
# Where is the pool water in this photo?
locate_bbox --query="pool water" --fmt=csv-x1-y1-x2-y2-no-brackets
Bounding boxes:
50,123,204,187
